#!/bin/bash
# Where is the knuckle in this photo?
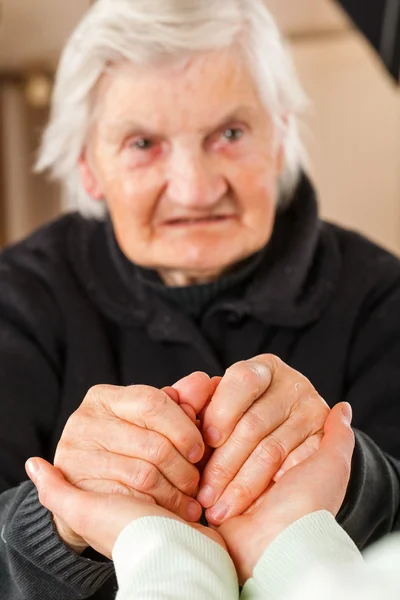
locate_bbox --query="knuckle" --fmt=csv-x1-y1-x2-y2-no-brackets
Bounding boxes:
140,387,169,418
236,411,266,441
131,461,159,493
185,468,201,493
173,429,198,454
148,436,172,466
167,488,183,513
84,384,108,406
232,364,263,401
228,480,254,504
83,384,121,417
256,354,282,371
294,385,329,421
255,436,286,468
207,456,236,483
92,480,133,496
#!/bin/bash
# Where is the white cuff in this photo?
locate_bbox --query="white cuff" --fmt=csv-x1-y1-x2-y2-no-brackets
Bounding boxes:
113,516,239,600
241,511,362,600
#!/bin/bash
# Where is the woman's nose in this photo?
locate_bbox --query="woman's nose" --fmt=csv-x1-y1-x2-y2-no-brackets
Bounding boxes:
166,149,228,210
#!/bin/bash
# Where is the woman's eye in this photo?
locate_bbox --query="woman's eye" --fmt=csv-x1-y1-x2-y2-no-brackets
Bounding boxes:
222,128,243,143
130,138,154,151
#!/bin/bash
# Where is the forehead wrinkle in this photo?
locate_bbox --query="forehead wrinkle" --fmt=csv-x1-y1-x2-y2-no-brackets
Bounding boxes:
94,49,265,142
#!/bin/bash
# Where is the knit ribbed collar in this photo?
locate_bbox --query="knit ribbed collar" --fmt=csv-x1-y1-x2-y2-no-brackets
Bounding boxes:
107,223,268,320
71,173,340,329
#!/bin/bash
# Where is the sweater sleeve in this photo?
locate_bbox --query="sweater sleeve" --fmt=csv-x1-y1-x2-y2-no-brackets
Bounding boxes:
112,517,239,600
241,511,362,600
0,256,114,598
337,279,400,548
1,482,114,599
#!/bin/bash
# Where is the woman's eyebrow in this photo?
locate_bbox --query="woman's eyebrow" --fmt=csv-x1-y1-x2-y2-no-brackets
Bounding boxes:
101,119,160,141
102,106,254,141
199,107,255,134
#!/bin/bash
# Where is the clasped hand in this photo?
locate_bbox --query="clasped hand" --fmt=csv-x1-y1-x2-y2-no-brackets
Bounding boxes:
26,355,354,582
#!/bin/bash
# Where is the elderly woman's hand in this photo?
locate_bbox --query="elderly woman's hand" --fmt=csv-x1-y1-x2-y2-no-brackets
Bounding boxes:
197,355,330,524
217,403,355,585
25,458,225,560
51,373,212,552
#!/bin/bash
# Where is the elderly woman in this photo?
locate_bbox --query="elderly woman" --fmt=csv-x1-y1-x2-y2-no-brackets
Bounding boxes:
0,1,399,599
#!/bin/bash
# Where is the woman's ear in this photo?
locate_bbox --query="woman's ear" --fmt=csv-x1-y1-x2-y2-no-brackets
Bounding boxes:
78,151,104,200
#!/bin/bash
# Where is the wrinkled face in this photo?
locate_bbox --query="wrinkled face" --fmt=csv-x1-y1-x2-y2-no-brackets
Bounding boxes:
80,48,285,283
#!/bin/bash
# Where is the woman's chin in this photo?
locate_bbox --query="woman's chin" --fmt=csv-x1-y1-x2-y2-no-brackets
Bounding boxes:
154,248,247,281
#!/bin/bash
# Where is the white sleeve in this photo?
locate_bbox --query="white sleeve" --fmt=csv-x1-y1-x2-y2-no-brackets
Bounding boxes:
284,532,400,600
241,511,363,600
112,516,239,600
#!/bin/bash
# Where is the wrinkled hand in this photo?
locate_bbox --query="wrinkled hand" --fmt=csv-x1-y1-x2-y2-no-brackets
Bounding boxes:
217,402,355,585
197,355,330,524
52,372,213,553
25,458,225,560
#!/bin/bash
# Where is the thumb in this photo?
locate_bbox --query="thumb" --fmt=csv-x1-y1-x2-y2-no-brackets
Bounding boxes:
26,457,81,518
319,402,354,456
299,402,355,513
162,386,197,423
172,372,212,415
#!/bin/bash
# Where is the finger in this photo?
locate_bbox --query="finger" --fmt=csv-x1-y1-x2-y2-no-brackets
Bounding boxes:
210,376,222,393
85,384,204,464
297,403,355,515
162,386,197,423
180,404,198,423
320,403,354,458
26,457,83,520
56,415,200,497
202,358,274,447
76,478,156,504
204,418,322,523
60,450,202,522
198,403,315,509
172,372,212,415
197,376,222,424
27,458,186,560
162,386,180,404
274,403,354,517
273,433,323,482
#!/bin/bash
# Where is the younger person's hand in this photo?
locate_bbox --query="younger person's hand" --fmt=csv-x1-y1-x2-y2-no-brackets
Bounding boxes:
216,402,355,585
26,457,225,560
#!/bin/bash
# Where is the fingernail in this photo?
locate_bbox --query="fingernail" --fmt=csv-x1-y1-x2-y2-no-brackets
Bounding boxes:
26,459,39,483
188,443,203,463
197,485,215,508
208,502,228,523
205,427,221,446
187,500,202,521
274,468,285,482
341,403,353,426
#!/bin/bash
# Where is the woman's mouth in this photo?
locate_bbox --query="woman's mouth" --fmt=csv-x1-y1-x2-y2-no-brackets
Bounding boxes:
163,215,235,227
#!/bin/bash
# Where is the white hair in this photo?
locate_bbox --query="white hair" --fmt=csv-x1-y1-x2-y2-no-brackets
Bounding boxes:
36,0,308,219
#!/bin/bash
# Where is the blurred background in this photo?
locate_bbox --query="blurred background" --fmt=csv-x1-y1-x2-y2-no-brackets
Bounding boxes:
0,0,399,252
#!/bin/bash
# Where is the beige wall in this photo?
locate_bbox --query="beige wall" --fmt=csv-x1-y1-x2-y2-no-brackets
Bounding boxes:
292,30,400,255
0,85,61,243
1,0,399,253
